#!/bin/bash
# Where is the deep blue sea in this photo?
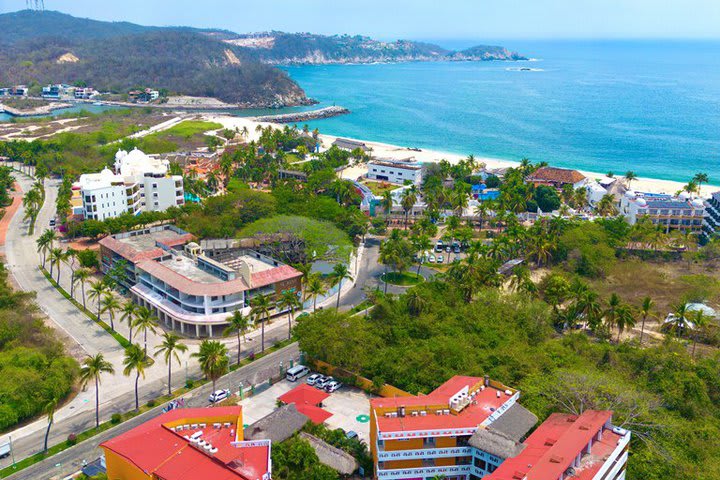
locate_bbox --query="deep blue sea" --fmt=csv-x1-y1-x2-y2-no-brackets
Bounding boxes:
283,40,720,184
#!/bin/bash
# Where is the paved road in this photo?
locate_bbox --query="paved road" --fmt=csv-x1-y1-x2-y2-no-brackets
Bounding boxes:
4,343,300,480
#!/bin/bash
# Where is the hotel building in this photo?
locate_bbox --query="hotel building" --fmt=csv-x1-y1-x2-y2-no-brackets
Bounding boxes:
367,159,423,186
370,376,630,480
101,406,271,480
99,225,302,337
74,148,184,221
619,191,705,233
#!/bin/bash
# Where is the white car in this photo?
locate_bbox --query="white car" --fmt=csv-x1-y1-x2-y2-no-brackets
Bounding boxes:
428,254,436,263
324,381,342,393
306,373,324,386
315,376,334,389
437,255,444,263
208,389,230,403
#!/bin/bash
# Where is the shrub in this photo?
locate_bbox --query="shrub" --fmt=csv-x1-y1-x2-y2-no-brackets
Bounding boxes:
185,380,194,389
110,413,122,424
66,433,77,446
146,399,156,408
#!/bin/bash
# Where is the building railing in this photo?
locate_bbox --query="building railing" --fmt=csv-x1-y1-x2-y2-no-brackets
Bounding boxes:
592,431,631,480
377,446,473,461
377,463,472,479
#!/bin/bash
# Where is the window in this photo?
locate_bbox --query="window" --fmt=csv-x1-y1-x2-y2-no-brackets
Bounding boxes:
474,458,487,470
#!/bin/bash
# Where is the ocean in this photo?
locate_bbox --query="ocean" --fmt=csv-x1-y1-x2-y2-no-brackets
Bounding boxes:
283,40,720,184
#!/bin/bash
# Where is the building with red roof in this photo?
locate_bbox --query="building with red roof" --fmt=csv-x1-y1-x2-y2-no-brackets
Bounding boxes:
277,384,332,424
526,166,587,190
99,225,301,338
369,376,631,480
100,406,271,480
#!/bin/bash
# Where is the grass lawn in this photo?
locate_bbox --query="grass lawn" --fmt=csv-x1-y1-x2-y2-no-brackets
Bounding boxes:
382,271,425,286
157,120,223,138
137,120,223,153
363,181,399,196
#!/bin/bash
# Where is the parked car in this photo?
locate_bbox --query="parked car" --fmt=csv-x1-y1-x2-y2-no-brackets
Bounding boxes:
49,218,56,227
0,442,10,459
428,254,436,263
453,242,461,254
286,364,310,382
445,245,452,253
208,389,230,404
437,255,444,263
325,381,342,393
434,241,444,252
306,373,324,386
315,376,334,389
345,430,359,440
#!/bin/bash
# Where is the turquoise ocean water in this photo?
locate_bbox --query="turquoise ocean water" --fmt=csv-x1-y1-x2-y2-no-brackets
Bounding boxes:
284,40,720,184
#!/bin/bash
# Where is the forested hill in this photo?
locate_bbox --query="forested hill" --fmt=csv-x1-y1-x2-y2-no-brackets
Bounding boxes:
223,32,527,65
0,11,309,107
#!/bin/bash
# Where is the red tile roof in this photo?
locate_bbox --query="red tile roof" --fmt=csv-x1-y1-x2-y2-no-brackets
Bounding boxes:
526,166,586,185
135,260,301,297
99,235,165,263
278,384,332,424
372,376,515,435
100,407,269,480
487,410,613,480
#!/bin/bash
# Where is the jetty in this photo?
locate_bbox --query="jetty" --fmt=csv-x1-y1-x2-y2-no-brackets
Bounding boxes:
251,105,350,123
0,101,72,117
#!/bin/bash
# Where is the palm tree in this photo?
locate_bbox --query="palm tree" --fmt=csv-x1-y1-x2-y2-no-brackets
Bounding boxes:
400,188,417,229
100,293,120,331
192,340,229,393
381,191,393,216
638,296,654,345
596,194,617,217
690,310,708,358
330,263,353,309
624,171,637,189
134,306,159,354
604,293,622,334
666,302,691,337
277,290,301,340
292,262,313,301
692,173,709,194
240,126,249,139
412,235,432,276
615,303,636,342
43,396,58,452
250,293,272,352
49,247,63,281
154,332,188,396
572,288,603,331
224,310,251,365
74,268,91,309
36,229,57,268
79,353,115,428
120,301,138,344
305,273,326,312
87,280,108,321
123,344,153,411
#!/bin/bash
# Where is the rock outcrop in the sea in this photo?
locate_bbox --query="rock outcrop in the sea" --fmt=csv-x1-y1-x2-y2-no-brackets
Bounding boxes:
251,106,350,123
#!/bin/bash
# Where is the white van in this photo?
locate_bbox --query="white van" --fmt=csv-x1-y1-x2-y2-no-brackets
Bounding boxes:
286,365,310,382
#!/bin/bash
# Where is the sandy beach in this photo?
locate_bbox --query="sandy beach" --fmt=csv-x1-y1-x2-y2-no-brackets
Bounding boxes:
202,113,719,197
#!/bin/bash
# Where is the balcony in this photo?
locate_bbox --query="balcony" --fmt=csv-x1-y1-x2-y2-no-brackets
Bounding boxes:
377,463,472,479
377,446,473,461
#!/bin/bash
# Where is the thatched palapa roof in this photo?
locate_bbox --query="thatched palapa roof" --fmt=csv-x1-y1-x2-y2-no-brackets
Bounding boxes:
243,403,309,443
299,432,358,475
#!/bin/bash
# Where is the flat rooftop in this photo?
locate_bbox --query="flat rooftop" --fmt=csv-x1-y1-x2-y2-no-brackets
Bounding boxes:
117,228,190,253
160,256,222,284
100,226,195,263
221,253,276,274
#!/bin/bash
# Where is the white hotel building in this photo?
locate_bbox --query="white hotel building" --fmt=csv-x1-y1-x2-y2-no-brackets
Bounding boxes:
74,148,184,220
367,159,423,186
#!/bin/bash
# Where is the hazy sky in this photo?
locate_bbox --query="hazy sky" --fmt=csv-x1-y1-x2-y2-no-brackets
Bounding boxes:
2,0,719,41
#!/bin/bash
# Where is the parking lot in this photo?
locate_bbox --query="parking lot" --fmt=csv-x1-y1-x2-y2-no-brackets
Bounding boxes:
239,374,375,443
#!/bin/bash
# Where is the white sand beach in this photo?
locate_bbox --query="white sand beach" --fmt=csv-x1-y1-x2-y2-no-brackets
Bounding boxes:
202,113,719,197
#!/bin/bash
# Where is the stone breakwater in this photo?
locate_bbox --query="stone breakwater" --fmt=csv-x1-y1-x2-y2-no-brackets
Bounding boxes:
251,106,350,123
0,101,72,117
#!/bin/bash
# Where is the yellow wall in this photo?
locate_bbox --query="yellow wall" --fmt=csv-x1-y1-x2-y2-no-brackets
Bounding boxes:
385,459,423,469
435,457,456,467
436,436,457,448
102,448,151,480
384,438,424,451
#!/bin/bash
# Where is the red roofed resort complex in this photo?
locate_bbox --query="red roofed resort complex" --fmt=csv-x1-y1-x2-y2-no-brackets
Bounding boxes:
99,225,302,337
100,407,271,480
370,376,630,480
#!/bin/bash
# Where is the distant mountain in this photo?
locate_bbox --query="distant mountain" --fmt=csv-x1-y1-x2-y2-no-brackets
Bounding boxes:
223,32,526,65
0,11,309,107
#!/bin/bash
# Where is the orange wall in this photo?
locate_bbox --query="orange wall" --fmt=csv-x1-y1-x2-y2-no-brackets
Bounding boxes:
103,448,151,480
436,436,457,448
385,459,423,469
384,438,424,451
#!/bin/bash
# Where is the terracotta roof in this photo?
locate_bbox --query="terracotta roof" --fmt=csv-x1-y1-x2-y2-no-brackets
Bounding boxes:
487,410,613,480
278,384,329,406
527,166,586,185
100,407,269,480
98,235,166,263
135,260,301,297
294,404,333,424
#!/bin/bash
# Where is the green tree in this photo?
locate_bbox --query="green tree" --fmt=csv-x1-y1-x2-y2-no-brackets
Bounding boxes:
79,353,115,428
330,263,353,310
133,306,159,354
305,273,327,313
87,280,108,321
120,301,138,344
277,290,301,340
638,296,654,346
224,310,251,365
154,332,188,396
43,397,58,453
192,340,229,393
123,344,154,411
100,293,120,331
250,293,272,352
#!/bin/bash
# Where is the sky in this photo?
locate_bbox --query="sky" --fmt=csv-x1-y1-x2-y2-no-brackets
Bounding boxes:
1,0,720,41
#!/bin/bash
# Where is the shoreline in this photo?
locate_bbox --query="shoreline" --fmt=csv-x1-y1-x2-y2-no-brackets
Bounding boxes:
202,113,720,197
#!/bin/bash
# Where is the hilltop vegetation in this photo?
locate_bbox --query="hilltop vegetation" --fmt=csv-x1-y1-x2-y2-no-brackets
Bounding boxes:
0,11,308,107
226,32,526,64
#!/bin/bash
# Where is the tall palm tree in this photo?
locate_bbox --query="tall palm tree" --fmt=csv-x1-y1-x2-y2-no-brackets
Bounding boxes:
100,293,120,331
154,332,188,396
192,340,229,393
43,396,58,452
120,301,138,344
624,171,637,189
412,235,432,276
123,344,153,411
615,303,636,342
87,280,108,321
250,293,272,352
400,188,417,229
74,268,91,309
49,247,63,281
224,310,251,365
292,262,313,301
572,288,603,331
666,302,691,337
330,263,353,309
596,194,617,217
305,273,326,312
79,353,115,428
690,310,708,358
277,290,301,340
604,293,622,334
638,296,654,345
692,173,709,194
381,190,393,216
36,229,56,268
134,306,159,354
